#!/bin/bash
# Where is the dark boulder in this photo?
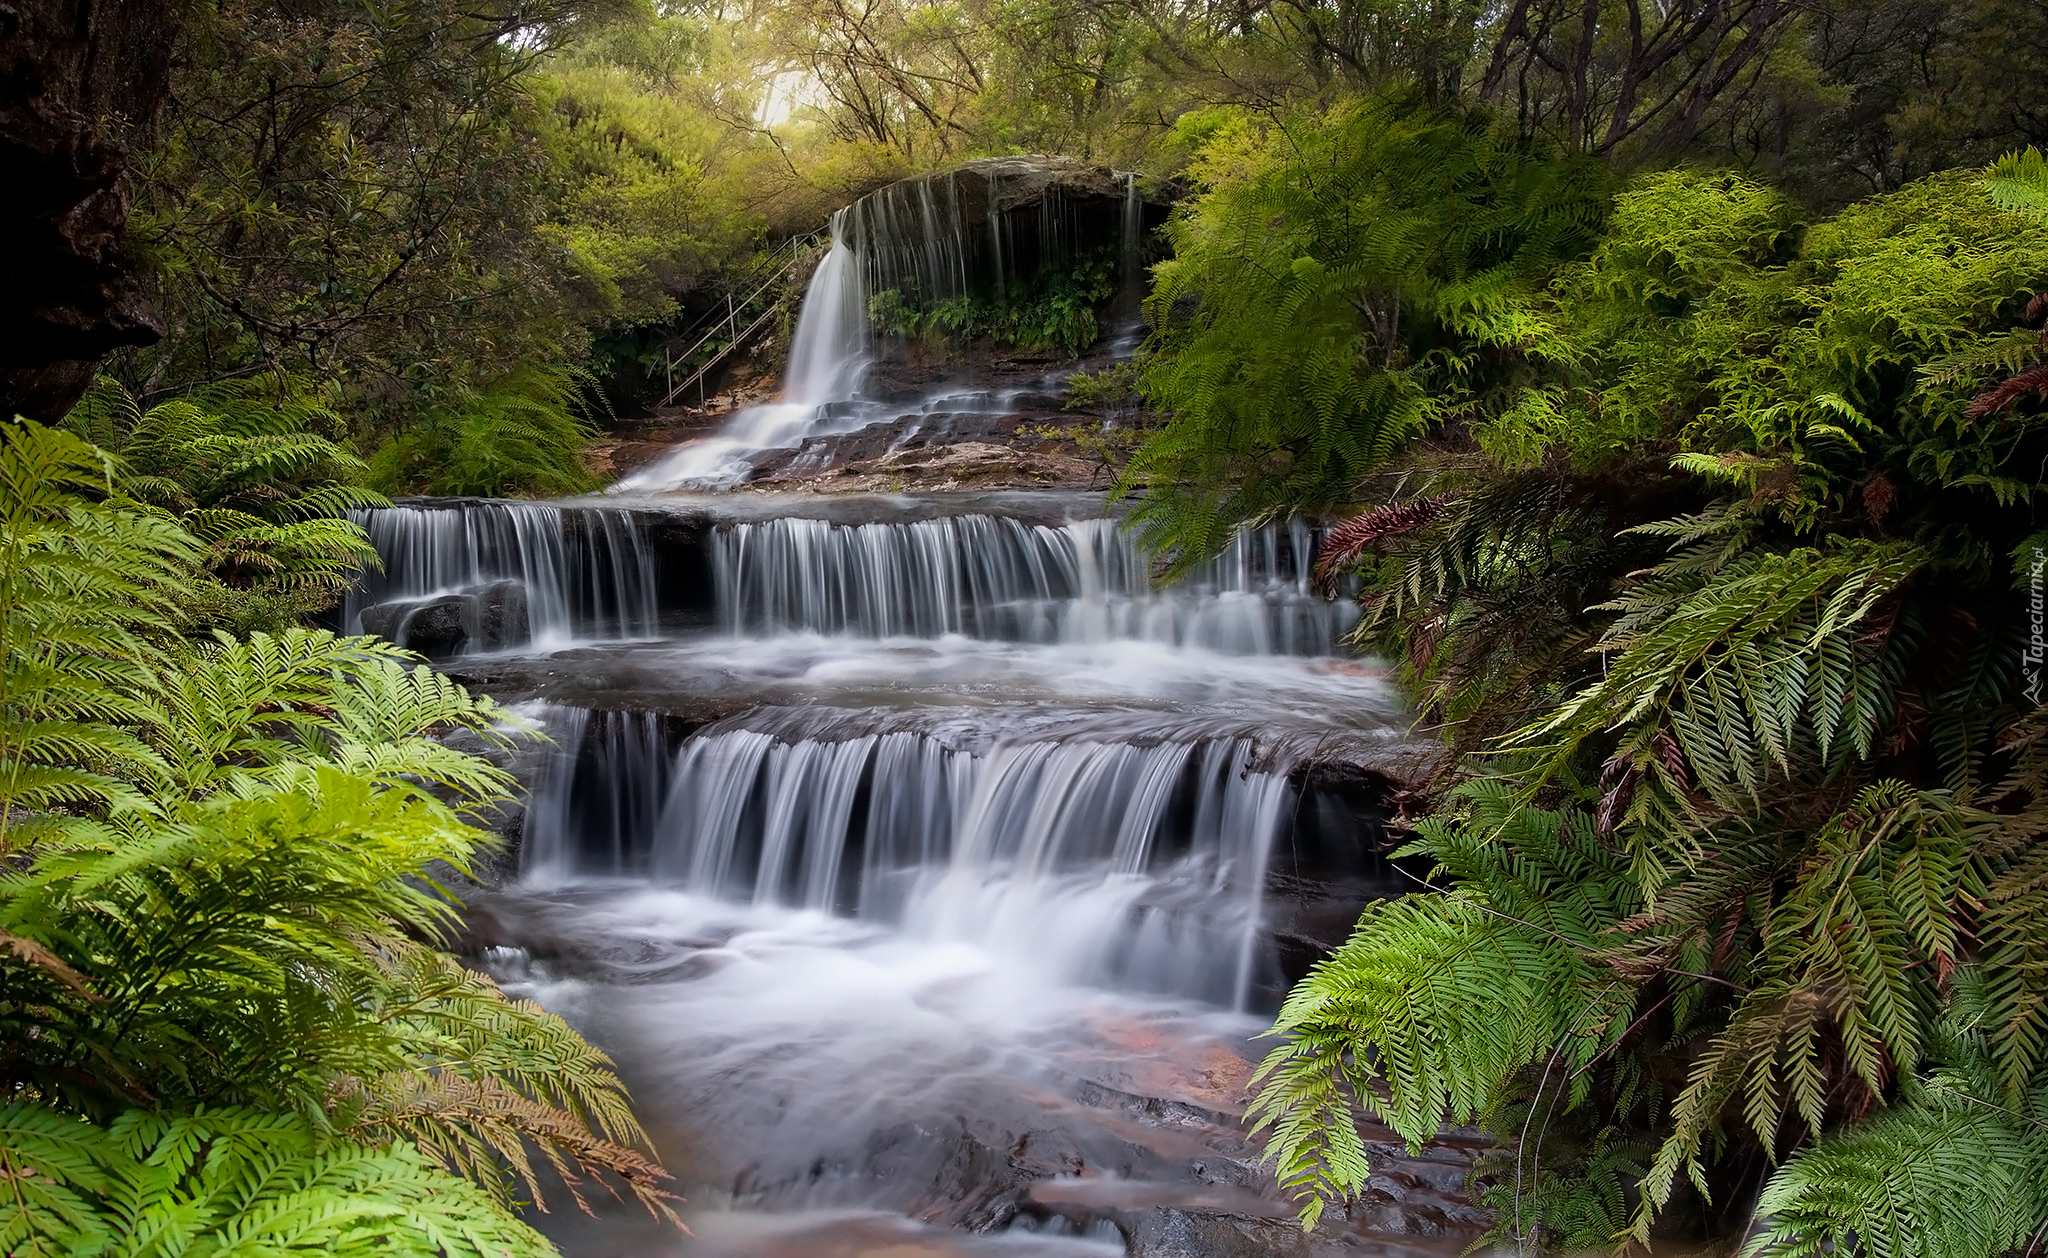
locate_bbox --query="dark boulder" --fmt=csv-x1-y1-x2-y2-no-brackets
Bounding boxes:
396,595,471,658
354,599,411,644
358,594,472,658
357,580,531,658
473,579,530,650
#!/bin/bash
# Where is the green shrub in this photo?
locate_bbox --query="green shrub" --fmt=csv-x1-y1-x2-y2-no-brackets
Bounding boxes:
370,364,601,498
1218,141,2048,1252
61,377,386,633
0,419,675,1252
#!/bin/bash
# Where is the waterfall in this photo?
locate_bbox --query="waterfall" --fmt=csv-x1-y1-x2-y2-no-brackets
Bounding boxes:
615,159,1134,492
520,706,674,876
615,217,873,490
526,710,1292,1008
782,224,869,407
1120,172,1142,281
343,502,658,651
712,514,1357,654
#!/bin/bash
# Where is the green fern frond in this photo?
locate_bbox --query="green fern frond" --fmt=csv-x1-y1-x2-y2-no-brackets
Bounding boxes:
0,1102,558,1258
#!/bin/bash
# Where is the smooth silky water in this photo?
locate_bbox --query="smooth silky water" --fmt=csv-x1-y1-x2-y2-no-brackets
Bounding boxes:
347,170,1428,1254
387,501,1419,1255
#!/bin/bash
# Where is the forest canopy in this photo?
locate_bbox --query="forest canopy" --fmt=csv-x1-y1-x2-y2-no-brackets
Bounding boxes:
47,0,2048,498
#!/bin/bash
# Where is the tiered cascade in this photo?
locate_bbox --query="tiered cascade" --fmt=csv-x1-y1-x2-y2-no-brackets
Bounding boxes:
339,163,1430,1255
712,514,1354,652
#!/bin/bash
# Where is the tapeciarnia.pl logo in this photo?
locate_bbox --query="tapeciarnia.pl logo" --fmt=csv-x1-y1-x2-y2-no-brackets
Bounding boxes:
2027,547,2046,705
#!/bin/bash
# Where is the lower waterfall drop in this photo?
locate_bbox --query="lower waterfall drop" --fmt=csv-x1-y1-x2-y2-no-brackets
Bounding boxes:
520,712,1294,1010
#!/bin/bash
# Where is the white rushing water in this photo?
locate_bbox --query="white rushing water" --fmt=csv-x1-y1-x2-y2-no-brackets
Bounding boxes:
522,713,1295,1008
712,514,1355,653
437,498,1424,1252
343,502,658,649
344,162,1441,1254
617,226,873,490
614,160,1145,493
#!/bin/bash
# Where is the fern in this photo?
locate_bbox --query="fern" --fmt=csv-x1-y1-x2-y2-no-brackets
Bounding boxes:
0,1102,557,1257
1742,1050,2048,1258
60,377,388,632
1249,787,1638,1226
0,419,676,1228
368,363,601,498
0,422,193,845
1984,148,2048,225
1244,150,2048,1251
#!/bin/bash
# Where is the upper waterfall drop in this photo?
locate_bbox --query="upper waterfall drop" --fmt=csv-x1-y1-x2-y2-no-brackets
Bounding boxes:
614,218,872,491
611,157,1159,493
342,501,660,655
783,230,869,405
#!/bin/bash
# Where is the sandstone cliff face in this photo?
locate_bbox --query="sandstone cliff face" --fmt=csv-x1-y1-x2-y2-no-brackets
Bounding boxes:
0,0,175,422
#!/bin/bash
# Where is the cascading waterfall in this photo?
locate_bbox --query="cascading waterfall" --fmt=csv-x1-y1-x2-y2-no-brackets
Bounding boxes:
614,218,873,490
713,513,1357,653
839,164,1095,308
399,159,1426,1253
343,502,659,651
519,706,675,876
781,228,870,406
615,158,1143,492
522,708,1292,1008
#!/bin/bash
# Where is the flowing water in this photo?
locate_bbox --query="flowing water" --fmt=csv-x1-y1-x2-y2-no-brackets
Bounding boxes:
345,170,1471,1254
343,501,660,648
617,161,1149,492
356,497,1453,1255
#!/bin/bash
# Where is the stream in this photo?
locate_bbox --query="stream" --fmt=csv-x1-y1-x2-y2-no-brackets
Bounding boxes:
344,162,1486,1257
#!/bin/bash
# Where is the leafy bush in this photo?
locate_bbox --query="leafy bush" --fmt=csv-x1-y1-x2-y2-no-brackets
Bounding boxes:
1117,93,1611,567
61,377,386,634
369,364,602,498
0,1104,555,1258
1216,145,2048,1252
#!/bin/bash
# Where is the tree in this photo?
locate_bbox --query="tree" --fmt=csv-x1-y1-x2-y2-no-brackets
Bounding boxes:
0,0,177,422
1117,94,1610,564
125,0,614,397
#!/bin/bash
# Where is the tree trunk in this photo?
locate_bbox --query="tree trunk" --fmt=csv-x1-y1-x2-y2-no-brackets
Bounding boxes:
0,0,176,422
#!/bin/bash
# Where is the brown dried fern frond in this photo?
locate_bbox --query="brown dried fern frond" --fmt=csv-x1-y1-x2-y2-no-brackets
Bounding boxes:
1311,493,1455,593
1965,361,2048,418
348,1070,680,1224
340,944,682,1227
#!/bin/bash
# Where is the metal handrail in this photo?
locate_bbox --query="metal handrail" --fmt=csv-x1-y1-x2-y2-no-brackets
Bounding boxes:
653,232,822,410
655,303,787,410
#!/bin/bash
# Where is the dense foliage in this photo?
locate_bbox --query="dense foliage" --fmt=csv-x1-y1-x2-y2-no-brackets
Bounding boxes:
1134,100,2048,1251
82,0,2047,496
867,246,1123,356
0,420,672,1253
59,377,385,634
1119,97,1610,561
8,0,2048,1250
